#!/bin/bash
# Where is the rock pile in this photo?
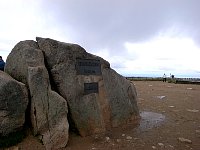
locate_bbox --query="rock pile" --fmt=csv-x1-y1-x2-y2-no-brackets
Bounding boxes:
1,37,139,149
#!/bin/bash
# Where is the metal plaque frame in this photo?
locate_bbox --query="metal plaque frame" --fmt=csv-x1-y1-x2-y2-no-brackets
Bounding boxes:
84,82,99,94
76,58,101,75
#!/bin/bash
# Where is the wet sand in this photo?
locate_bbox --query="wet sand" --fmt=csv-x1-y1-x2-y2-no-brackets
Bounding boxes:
8,81,200,150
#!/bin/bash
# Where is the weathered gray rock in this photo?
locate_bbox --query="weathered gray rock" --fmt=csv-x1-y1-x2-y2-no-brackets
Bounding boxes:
5,41,69,149
5,40,44,84
5,37,139,140
178,137,192,144
0,71,28,136
28,66,68,149
102,69,139,127
36,37,139,136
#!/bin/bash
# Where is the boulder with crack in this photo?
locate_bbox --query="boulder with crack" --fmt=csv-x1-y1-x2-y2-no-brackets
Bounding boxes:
5,37,139,141
5,40,69,149
36,37,140,136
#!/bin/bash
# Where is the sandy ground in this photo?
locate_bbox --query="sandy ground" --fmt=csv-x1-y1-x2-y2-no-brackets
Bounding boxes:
6,81,200,150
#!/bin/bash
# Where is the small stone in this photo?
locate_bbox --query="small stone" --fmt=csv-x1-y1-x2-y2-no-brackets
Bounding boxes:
126,136,132,140
122,134,125,137
156,96,166,100
106,136,110,141
158,143,164,147
196,130,200,133
38,135,43,141
116,139,121,142
152,146,156,149
165,145,174,150
178,137,192,144
169,106,175,108
186,109,199,113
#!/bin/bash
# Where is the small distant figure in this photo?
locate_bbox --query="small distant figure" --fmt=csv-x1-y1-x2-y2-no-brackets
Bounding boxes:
0,56,5,71
163,73,167,82
170,73,175,79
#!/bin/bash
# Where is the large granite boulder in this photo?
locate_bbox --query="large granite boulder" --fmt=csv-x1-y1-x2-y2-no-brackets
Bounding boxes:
5,37,139,140
5,41,69,149
36,37,140,136
0,71,28,136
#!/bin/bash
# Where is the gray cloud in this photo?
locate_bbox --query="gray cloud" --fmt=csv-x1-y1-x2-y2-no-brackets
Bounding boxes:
2,0,200,76
34,0,200,78
38,0,200,51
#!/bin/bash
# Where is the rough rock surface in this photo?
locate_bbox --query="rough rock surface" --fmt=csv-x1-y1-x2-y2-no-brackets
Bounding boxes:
5,41,69,149
0,71,28,136
5,37,139,141
36,37,139,136
28,66,68,149
102,69,139,127
5,40,43,85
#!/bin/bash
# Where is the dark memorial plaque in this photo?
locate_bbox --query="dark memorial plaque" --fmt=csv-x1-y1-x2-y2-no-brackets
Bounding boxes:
84,82,99,94
76,59,101,75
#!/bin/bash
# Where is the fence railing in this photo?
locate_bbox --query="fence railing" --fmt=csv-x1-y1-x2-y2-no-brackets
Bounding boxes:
174,78,200,85
175,78,200,81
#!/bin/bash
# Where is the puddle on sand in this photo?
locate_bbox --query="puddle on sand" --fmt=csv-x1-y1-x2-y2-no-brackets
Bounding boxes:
136,111,165,132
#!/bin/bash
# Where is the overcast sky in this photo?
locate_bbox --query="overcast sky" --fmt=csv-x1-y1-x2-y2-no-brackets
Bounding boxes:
1,0,200,77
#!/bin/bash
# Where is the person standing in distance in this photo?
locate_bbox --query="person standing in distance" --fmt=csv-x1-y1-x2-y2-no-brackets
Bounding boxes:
0,56,5,71
163,73,167,82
